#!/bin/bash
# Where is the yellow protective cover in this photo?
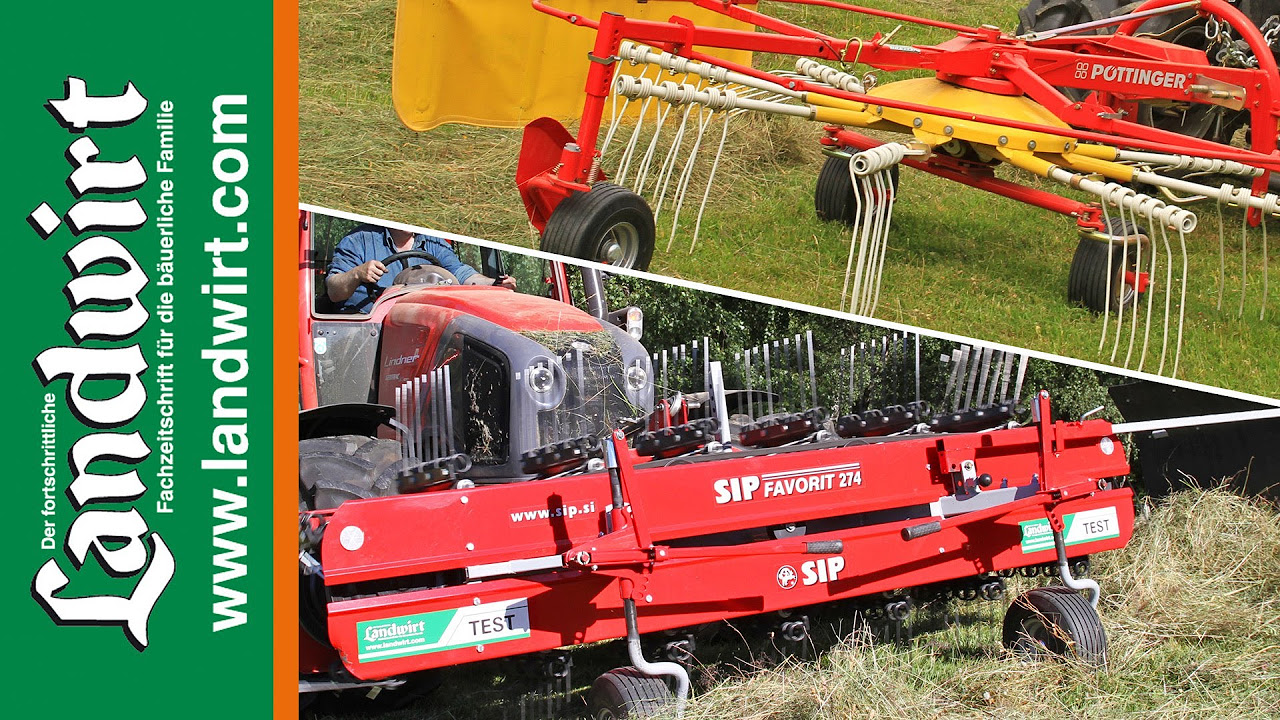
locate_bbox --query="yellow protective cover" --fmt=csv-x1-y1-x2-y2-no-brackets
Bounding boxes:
393,0,755,131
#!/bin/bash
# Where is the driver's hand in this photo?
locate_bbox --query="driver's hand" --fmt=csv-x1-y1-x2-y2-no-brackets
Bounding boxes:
497,275,517,290
354,259,387,283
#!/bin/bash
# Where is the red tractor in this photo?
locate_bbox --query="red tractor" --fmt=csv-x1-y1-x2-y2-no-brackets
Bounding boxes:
297,210,1138,717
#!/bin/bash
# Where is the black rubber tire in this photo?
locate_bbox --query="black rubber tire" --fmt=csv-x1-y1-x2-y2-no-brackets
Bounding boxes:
1068,217,1146,313
814,154,900,227
587,667,674,719
298,435,405,645
299,434,406,511
541,183,656,270
1003,586,1108,666
1015,0,1126,36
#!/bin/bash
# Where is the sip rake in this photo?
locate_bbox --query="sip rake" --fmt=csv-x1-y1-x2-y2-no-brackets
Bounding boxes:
516,0,1280,379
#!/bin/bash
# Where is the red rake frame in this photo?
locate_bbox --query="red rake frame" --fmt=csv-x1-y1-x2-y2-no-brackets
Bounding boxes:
306,391,1134,680
518,0,1280,233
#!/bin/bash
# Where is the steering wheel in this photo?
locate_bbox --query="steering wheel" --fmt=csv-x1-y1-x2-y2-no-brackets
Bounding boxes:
379,250,445,271
363,250,450,298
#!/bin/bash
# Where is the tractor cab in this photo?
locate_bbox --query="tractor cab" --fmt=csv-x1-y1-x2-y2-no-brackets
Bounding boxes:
298,210,654,485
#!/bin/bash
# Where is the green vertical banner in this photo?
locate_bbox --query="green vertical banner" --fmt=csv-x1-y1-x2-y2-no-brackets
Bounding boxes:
10,2,274,717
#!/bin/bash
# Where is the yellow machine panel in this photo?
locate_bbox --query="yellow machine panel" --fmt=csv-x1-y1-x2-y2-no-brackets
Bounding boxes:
393,0,755,131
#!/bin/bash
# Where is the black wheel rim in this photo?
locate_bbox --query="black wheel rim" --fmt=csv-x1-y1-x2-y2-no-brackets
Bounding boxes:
1013,615,1052,657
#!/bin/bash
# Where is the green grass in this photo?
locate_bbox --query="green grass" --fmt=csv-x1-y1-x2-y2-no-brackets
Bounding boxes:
672,488,1280,719
299,0,1280,396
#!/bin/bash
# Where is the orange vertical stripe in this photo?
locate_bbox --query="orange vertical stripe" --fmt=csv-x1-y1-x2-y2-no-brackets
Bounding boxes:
274,0,300,717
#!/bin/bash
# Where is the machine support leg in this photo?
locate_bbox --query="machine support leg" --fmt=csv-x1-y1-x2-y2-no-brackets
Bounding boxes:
623,597,690,717
1054,529,1100,608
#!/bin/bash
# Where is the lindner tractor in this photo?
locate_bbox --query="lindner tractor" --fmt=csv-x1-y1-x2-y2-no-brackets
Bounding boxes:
294,210,1188,717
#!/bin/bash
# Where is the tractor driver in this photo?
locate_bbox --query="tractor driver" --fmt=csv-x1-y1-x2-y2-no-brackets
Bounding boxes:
326,224,516,312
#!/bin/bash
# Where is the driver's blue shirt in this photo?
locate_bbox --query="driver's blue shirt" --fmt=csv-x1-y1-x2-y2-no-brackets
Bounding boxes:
327,225,478,312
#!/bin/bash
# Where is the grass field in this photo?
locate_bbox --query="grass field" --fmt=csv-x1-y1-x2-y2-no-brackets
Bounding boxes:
299,0,1280,397
309,488,1280,719
669,490,1280,719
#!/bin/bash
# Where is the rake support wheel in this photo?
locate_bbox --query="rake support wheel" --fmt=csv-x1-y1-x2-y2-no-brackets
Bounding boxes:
541,183,656,270
1068,218,1146,313
587,667,674,719
815,154,899,226
1003,586,1107,666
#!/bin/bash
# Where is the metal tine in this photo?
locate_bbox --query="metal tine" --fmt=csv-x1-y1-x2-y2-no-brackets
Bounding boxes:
952,346,971,412
963,346,983,411
427,372,438,462
976,347,993,409
745,346,755,421
703,336,711,398
1013,354,1030,407
913,333,921,406
435,369,445,461
764,341,775,417
395,385,406,463
789,335,799,411
443,366,454,456
875,333,885,407
706,333,716,394
986,351,1004,406
402,380,411,462
806,330,817,409
839,347,847,411
999,350,1015,403
913,334,921,406
413,375,423,462
844,346,854,412
410,379,420,462
425,371,434,462
781,336,791,411
897,333,907,403
941,349,960,413
424,372,433,462
858,341,869,410
435,368,445,458
661,348,669,396
775,339,785,412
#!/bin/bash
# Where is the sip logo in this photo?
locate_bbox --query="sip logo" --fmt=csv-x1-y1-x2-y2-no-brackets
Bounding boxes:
788,556,839,584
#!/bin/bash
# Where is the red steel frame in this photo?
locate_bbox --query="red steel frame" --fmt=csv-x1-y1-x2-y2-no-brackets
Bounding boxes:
309,390,1135,680
520,0,1280,231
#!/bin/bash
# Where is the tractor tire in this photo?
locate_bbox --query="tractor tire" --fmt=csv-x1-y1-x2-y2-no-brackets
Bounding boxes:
299,434,405,511
1015,0,1126,37
1068,217,1146,313
814,154,900,227
298,435,405,646
541,183,656,270
586,667,674,719
1002,586,1108,666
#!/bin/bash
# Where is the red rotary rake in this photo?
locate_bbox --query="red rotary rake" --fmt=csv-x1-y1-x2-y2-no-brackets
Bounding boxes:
303,389,1137,715
516,0,1280,378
